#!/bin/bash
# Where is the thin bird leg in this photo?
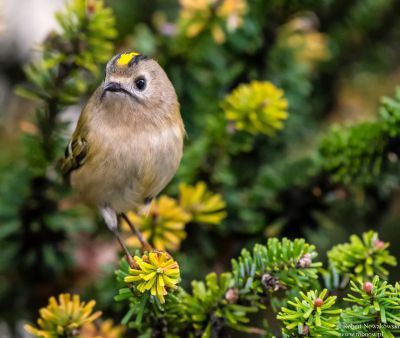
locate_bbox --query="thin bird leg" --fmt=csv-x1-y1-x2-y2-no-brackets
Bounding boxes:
100,206,137,268
111,228,137,268
121,213,153,252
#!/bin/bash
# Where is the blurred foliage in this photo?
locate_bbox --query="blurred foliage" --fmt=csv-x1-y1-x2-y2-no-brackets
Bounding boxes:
319,90,400,186
178,0,248,44
80,320,125,338
222,80,288,136
2,0,400,337
25,293,102,338
179,182,227,224
0,0,116,323
16,0,116,106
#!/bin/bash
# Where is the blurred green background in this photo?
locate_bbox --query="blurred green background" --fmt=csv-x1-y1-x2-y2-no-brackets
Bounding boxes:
1,0,400,336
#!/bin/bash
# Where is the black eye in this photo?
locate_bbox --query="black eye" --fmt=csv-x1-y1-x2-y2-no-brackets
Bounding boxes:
135,77,146,90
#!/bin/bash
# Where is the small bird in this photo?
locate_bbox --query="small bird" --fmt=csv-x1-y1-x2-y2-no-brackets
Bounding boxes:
61,52,185,264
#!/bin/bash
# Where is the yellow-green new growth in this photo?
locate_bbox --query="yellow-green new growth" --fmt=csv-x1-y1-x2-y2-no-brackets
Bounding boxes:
222,81,288,136
24,293,102,338
327,230,397,281
277,289,341,337
125,251,180,304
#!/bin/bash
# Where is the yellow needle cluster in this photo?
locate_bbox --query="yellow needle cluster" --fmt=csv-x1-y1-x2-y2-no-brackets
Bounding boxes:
124,182,226,251
279,16,330,69
125,196,191,251
223,81,289,136
179,181,226,224
124,251,180,304
24,293,102,338
287,32,330,66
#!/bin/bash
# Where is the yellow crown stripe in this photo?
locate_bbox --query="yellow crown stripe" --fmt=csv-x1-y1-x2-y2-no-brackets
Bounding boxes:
117,52,140,66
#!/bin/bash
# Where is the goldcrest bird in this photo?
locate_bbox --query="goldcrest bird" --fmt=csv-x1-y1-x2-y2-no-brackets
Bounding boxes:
61,52,185,262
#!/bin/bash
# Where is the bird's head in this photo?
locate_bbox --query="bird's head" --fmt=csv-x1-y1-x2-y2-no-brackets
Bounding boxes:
101,52,179,120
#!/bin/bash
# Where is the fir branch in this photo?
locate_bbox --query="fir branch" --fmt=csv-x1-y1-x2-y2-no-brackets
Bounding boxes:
341,276,400,337
327,231,397,281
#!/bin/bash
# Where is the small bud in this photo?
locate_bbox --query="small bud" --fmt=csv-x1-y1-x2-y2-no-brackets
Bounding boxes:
225,288,239,304
314,298,323,307
298,253,312,268
302,325,309,336
363,281,374,294
374,239,385,250
261,273,284,291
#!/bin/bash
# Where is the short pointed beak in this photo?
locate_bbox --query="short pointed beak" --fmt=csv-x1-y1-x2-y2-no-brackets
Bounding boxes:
103,82,123,92
101,81,138,102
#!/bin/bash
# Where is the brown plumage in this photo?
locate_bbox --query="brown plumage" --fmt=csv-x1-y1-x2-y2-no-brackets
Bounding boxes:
61,52,184,254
